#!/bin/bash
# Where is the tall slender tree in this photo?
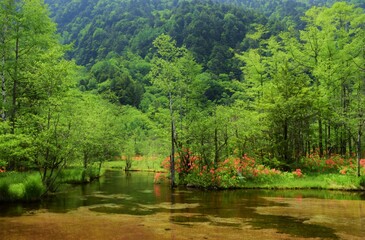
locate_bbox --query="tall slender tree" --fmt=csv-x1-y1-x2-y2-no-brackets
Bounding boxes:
149,34,201,187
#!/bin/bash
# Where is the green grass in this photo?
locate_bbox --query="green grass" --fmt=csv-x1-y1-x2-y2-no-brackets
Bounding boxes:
104,159,165,172
58,167,105,184
241,173,364,190
0,172,45,202
0,166,106,202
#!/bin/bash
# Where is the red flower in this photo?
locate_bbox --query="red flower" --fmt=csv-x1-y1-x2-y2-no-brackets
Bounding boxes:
360,159,365,168
293,169,303,177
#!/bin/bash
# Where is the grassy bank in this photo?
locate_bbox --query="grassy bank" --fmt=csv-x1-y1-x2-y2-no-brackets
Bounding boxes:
239,173,365,191
2,158,363,203
178,169,365,191
59,167,105,184
0,167,104,202
104,157,365,191
0,172,45,202
104,158,165,172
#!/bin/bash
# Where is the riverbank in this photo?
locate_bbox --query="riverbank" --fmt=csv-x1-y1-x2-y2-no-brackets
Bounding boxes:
178,173,365,191
237,173,365,191
105,159,365,191
104,157,165,172
0,167,104,202
1,158,364,203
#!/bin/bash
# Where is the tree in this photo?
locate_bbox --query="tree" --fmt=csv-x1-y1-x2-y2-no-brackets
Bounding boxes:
5,0,60,134
239,29,314,167
0,0,75,172
237,2,365,170
297,2,365,160
149,34,201,187
70,92,121,178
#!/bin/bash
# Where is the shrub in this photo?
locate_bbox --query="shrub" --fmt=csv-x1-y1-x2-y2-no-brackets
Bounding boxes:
125,158,132,171
293,169,303,177
0,159,7,170
0,179,10,201
8,183,25,200
24,175,45,201
359,176,365,188
86,167,101,180
300,152,356,174
59,167,103,184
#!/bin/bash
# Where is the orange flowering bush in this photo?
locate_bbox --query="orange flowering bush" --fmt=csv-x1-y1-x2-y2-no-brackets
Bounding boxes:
293,169,303,178
161,151,283,188
300,151,361,174
159,148,365,188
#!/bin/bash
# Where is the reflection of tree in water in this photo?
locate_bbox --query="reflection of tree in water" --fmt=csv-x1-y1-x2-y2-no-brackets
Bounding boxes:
1,171,359,239
252,214,339,239
154,184,161,198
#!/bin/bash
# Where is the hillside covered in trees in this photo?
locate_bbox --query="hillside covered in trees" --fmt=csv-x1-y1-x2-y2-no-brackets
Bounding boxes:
0,0,364,195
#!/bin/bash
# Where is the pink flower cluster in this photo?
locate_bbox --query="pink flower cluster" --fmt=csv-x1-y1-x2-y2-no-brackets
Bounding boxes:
293,169,303,177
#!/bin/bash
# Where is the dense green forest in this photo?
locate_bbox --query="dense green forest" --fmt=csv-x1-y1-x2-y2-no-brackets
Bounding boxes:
0,0,364,195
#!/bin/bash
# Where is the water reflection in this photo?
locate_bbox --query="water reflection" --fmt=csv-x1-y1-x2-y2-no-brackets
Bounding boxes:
0,170,364,239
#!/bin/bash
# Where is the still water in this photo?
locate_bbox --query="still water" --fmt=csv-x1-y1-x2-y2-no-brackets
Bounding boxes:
0,170,364,240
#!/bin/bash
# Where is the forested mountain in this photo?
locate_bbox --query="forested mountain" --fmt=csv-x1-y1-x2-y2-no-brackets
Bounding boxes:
46,0,264,68
44,0,267,107
45,0,364,67
44,0,364,106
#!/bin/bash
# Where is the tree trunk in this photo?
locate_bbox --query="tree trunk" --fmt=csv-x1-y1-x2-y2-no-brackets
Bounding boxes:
1,35,5,121
327,124,331,157
357,125,362,177
348,130,352,157
283,119,289,163
214,126,218,168
169,92,175,188
170,119,175,188
0,0,11,121
83,152,88,169
11,35,19,133
318,118,323,157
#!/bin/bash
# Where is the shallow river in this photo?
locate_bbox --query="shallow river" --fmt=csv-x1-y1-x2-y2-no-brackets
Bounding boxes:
0,170,364,240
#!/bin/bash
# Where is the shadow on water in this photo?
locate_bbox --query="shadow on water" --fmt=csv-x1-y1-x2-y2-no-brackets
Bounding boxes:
252,214,339,239
1,170,363,239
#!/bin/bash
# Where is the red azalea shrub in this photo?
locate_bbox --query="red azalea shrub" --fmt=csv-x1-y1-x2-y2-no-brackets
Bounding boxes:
339,167,348,175
233,155,281,180
161,151,283,187
160,148,365,187
360,159,365,168
293,169,303,177
300,151,357,174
